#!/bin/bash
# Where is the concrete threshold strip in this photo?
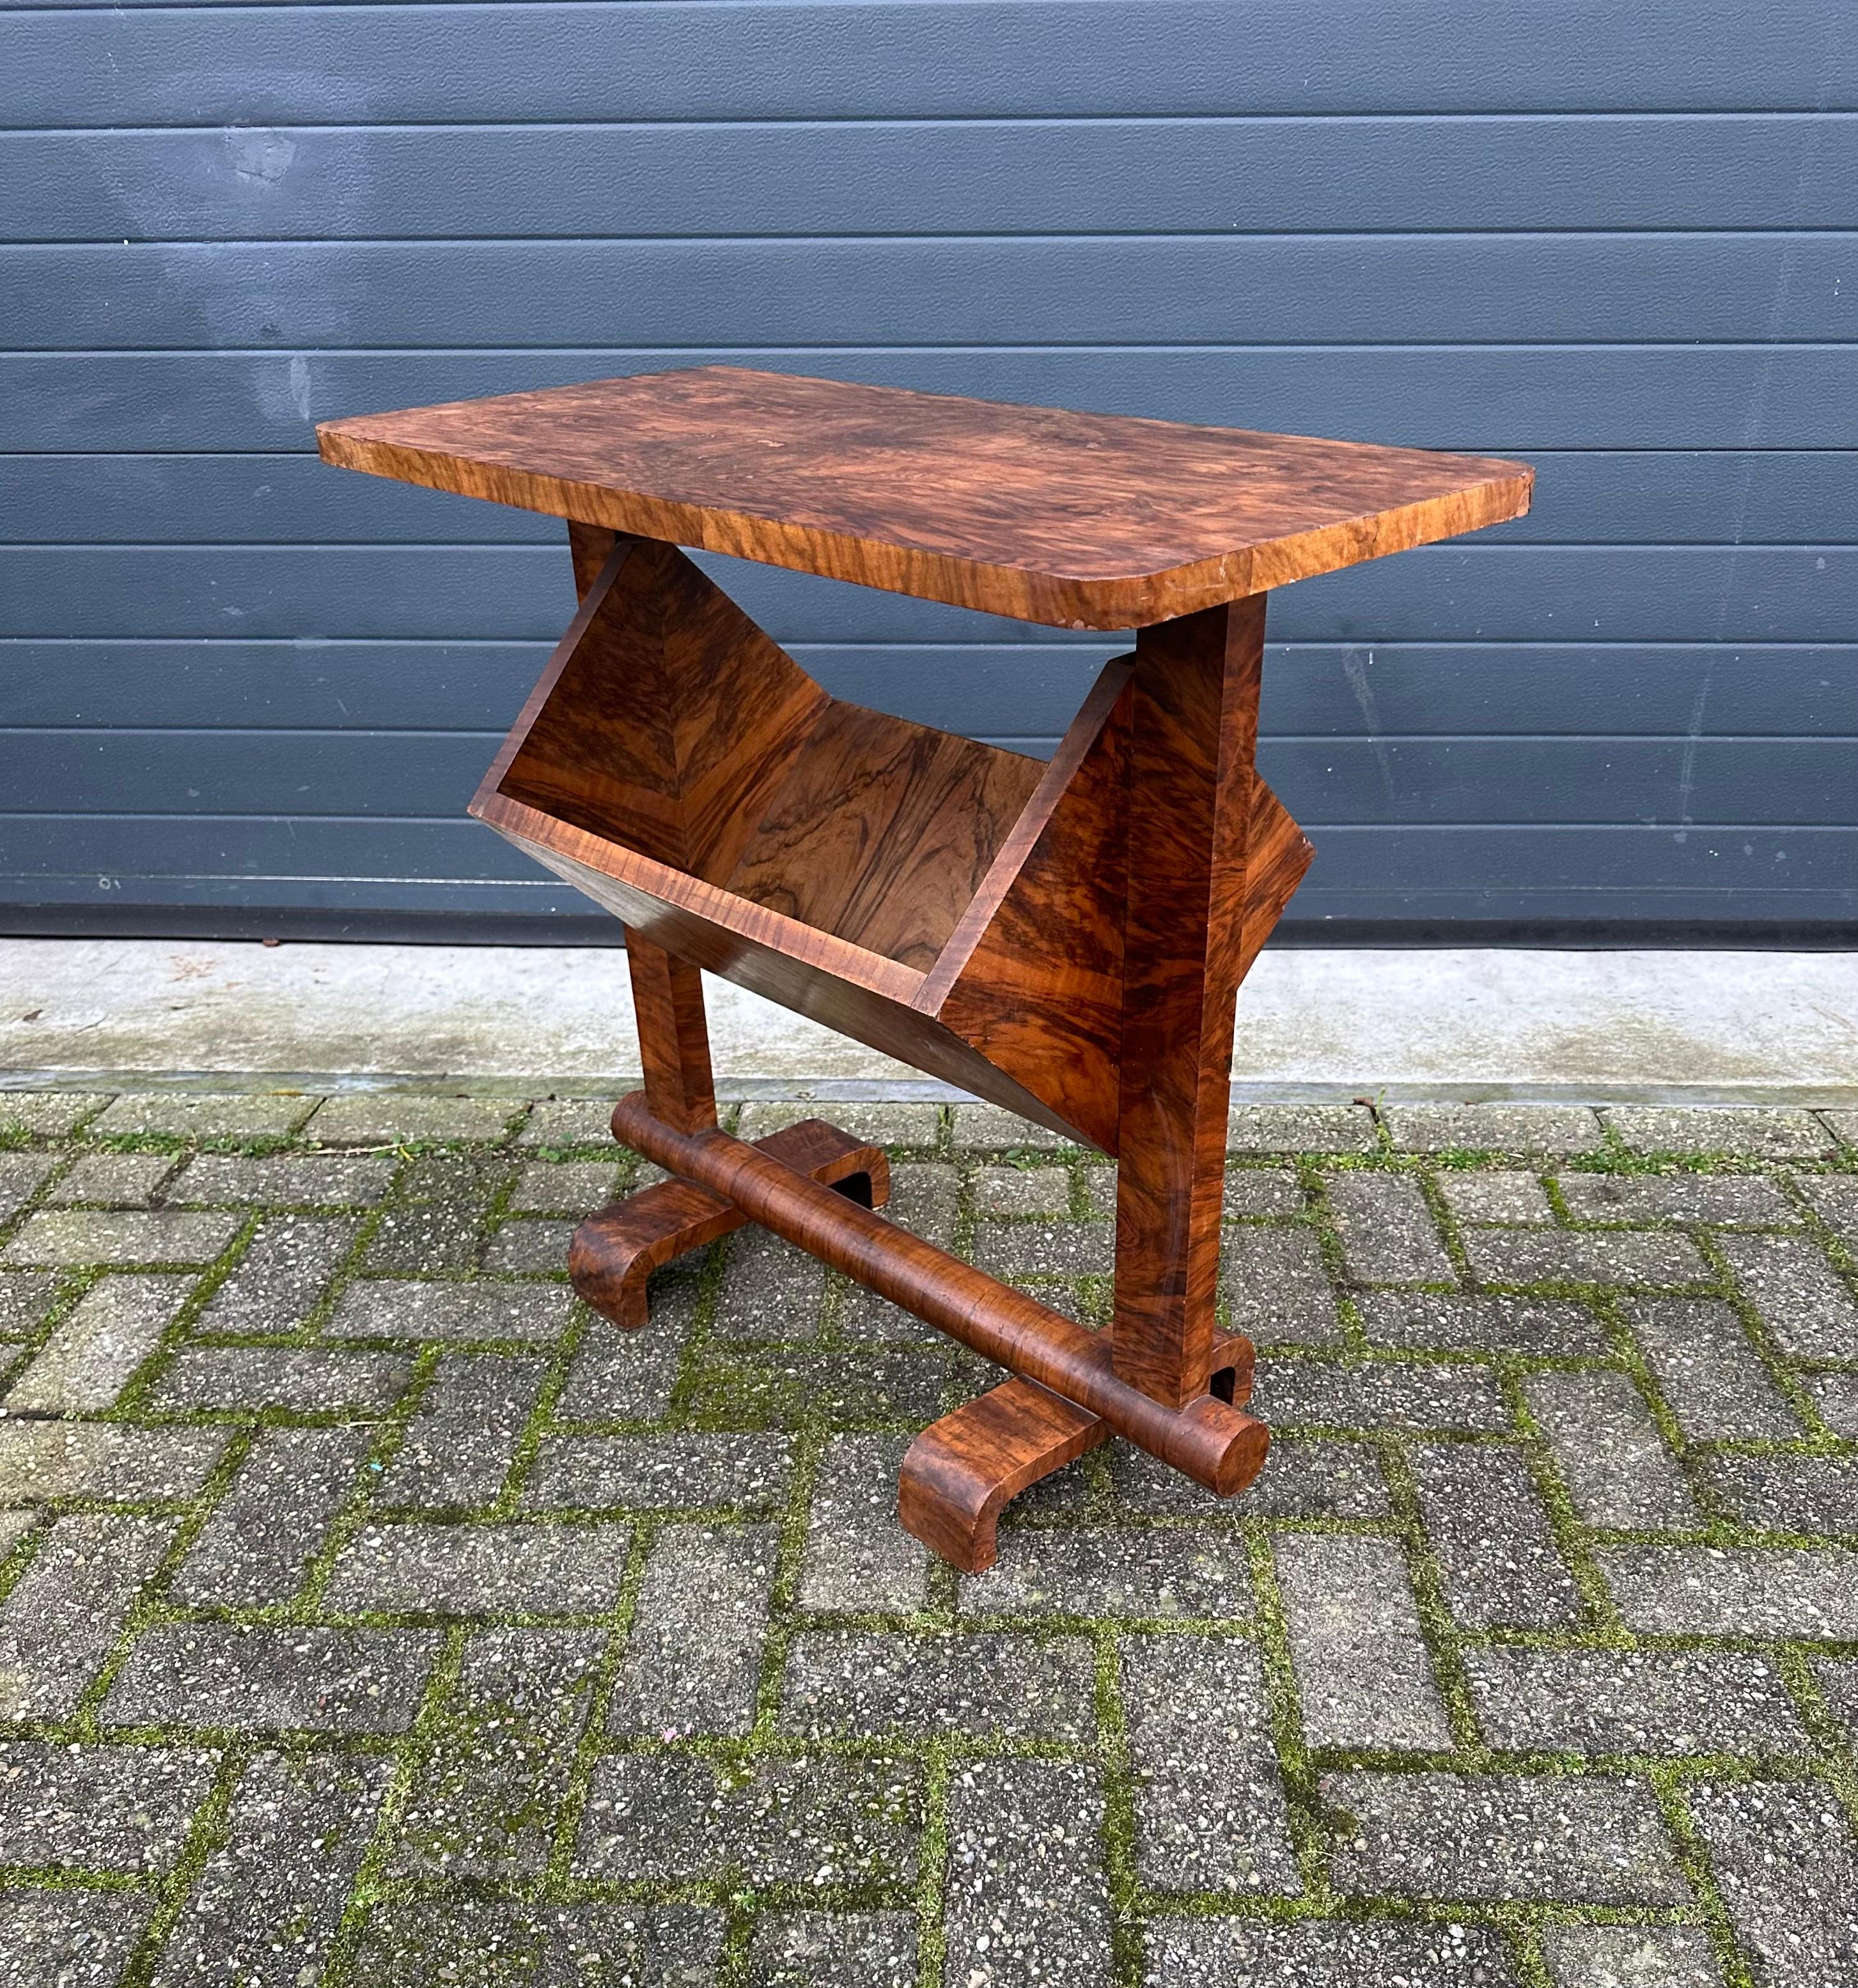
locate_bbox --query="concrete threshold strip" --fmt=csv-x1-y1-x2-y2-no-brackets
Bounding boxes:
3,1069,1858,1110
1,937,1854,1110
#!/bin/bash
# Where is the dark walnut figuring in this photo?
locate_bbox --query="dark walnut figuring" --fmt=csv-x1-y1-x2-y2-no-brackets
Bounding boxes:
317,364,1531,630
316,368,1532,1571
467,532,1316,1153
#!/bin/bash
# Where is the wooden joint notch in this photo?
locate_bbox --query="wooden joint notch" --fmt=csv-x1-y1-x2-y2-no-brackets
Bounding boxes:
607,1092,1269,1529
570,1115,890,1327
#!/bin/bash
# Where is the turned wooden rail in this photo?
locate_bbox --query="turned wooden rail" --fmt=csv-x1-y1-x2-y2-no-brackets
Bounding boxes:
605,1091,1267,1494
318,364,1531,1571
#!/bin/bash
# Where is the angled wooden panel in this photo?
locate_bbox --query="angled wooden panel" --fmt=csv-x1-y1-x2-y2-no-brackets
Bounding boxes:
481,801,1087,1142
656,543,834,882
725,701,1044,973
494,537,685,866
1238,777,1315,982
566,520,618,597
474,790,925,1003
486,535,829,883
927,657,1135,1153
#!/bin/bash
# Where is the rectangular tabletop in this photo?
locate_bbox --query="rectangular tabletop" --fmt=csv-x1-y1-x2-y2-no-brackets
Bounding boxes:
318,366,1531,630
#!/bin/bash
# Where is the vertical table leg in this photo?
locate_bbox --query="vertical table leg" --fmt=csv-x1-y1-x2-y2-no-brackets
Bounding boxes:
1110,596,1265,1408
570,517,716,1138
627,933,717,1133
566,520,620,598
574,928,889,1324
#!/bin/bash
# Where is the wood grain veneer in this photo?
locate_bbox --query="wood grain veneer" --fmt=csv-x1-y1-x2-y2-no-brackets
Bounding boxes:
322,363,1531,1572
319,365,1531,630
572,1114,889,1330
607,1092,1270,1501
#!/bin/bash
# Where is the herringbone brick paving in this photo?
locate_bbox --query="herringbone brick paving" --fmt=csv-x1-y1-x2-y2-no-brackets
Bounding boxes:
0,1089,1854,1985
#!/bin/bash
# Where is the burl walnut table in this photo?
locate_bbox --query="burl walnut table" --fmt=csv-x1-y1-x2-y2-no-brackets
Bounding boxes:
318,368,1531,1571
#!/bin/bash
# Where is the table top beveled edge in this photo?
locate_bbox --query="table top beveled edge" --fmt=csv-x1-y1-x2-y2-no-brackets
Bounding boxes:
317,369,1533,631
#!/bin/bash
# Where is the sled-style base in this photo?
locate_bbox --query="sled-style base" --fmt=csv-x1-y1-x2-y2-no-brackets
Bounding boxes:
595,1091,1272,1568
901,1379,1108,1574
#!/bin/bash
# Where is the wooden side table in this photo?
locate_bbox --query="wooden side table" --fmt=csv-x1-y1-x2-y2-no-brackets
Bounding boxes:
319,368,1531,1571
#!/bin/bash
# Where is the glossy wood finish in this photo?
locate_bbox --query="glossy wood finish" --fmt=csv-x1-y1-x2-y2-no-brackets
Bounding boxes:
469,531,1123,1142
900,1378,1107,1573
609,1091,1271,1497
487,533,831,883
900,1326,1258,1572
485,805,1089,1140
723,700,1043,972
325,364,1525,1572
318,366,1533,630
1237,777,1316,982
1111,597,1267,1408
566,519,620,599
570,1114,889,1328
626,931,716,1135
928,657,1134,1151
469,561,1306,1160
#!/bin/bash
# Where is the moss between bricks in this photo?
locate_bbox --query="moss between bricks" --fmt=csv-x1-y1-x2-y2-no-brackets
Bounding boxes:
0,1092,1852,1987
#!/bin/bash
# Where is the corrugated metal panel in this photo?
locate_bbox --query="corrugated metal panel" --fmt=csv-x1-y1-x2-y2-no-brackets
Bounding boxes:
3,0,1854,935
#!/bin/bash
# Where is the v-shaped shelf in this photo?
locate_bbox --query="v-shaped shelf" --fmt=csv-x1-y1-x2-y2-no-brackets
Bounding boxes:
472,531,1312,1150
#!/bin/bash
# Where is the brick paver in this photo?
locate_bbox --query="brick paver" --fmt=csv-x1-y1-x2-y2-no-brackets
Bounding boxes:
1274,1532,1452,1750
576,1751,923,1884
1325,1769,1692,1904
198,1213,359,1330
149,1751,390,1987
1604,1104,1837,1159
606,1522,776,1735
391,1624,601,1878
944,1757,1112,1983
1121,1635,1300,1895
0,1741,217,1872
43,1151,176,1208
1,1272,189,1413
0,1086,1852,1982
0,1158,57,1225
3,1208,241,1267
169,1423,370,1606
1325,1170,1453,1283
91,1092,313,1140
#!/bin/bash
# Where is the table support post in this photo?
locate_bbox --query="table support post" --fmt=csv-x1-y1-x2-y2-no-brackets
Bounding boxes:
1110,596,1265,1409
626,932,717,1135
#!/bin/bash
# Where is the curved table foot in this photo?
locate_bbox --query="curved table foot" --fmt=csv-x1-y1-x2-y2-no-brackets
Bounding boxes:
900,1331,1260,1573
